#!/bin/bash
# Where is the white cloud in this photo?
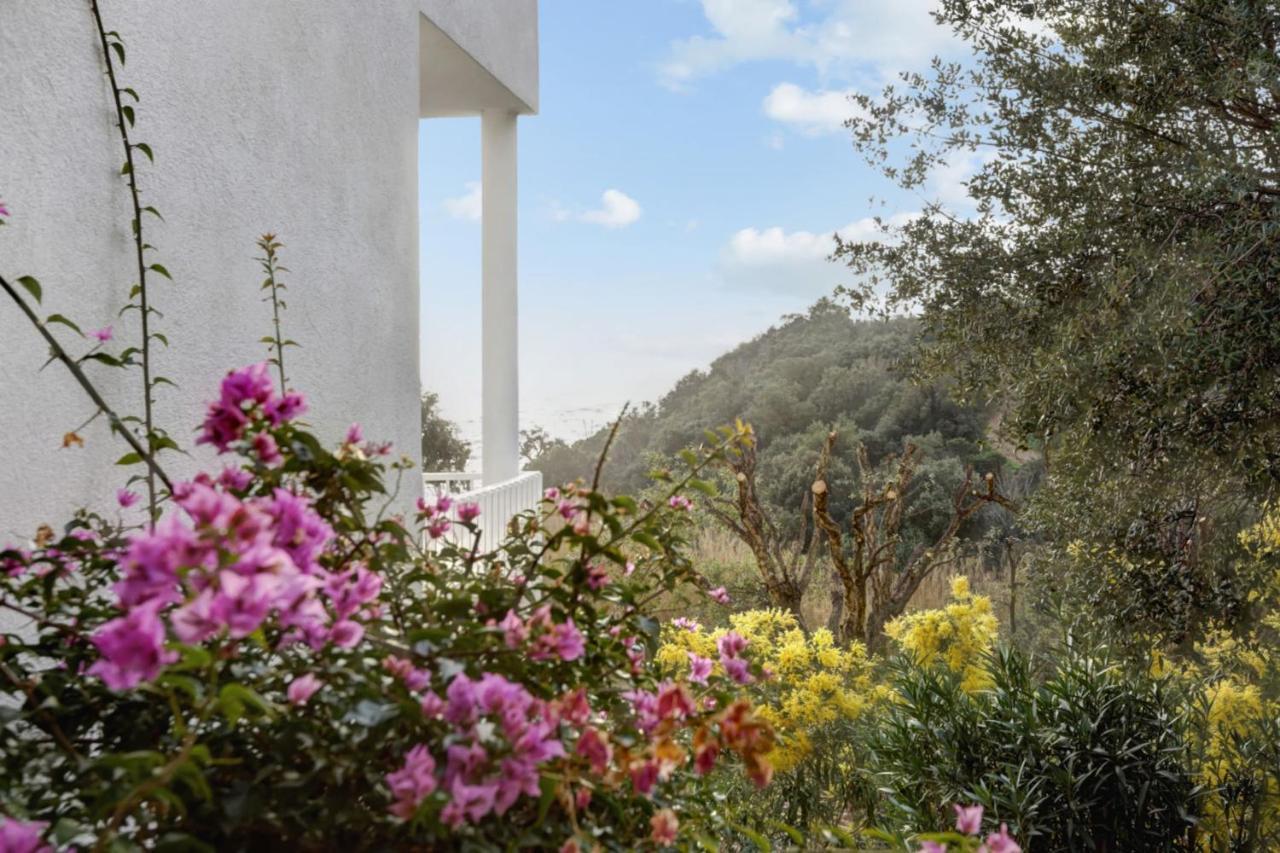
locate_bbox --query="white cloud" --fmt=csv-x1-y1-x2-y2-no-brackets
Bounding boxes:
763,82,861,134
579,189,643,229
659,0,959,90
927,149,993,207
720,214,917,293
442,182,481,222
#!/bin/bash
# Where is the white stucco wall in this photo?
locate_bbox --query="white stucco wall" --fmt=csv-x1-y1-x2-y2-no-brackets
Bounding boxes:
0,1,426,538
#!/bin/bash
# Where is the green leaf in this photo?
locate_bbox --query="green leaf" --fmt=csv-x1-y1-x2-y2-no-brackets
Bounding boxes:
110,40,126,67
766,821,804,845
115,452,143,466
121,105,135,127
16,275,41,304
730,824,772,852
134,142,154,162
152,332,169,347
149,263,172,280
142,205,164,221
217,684,274,726
688,478,718,496
45,314,83,336
121,86,139,102
82,352,122,367
632,531,662,552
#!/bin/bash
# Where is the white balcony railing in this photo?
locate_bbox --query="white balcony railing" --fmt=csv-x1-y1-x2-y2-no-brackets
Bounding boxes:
422,470,543,552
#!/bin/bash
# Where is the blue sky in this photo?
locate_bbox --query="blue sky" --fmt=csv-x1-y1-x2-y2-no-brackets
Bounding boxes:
419,0,968,451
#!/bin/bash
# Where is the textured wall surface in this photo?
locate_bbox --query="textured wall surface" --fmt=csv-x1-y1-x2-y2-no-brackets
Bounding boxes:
0,1,425,537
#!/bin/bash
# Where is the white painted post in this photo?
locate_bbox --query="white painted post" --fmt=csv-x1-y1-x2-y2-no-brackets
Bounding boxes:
481,109,520,486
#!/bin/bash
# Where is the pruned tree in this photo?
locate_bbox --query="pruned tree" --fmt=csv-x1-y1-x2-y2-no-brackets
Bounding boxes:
811,431,1014,647
706,434,821,629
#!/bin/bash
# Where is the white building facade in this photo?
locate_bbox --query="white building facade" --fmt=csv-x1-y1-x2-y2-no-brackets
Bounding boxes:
0,1,539,539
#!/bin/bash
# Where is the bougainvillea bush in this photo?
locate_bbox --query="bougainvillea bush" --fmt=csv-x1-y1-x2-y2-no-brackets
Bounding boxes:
0,367,774,851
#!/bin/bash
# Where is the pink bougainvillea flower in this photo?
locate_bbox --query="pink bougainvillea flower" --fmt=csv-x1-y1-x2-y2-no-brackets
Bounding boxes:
328,619,364,648
87,600,178,691
543,486,560,501
919,843,947,853
982,824,1021,853
456,501,481,523
0,200,11,218
91,325,113,342
668,495,693,511
630,760,659,796
575,727,612,774
707,586,730,605
287,673,322,705
955,804,984,835
344,422,364,445
687,652,713,684
672,617,700,631
251,431,283,467
717,631,748,660
419,691,445,718
722,657,753,685
116,488,139,509
265,391,307,425
0,816,52,853
585,563,609,590
386,744,438,820
650,808,679,845
499,609,527,648
553,619,585,661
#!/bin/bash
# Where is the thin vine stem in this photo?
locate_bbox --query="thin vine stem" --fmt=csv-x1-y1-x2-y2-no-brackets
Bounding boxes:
0,272,173,491
89,0,158,520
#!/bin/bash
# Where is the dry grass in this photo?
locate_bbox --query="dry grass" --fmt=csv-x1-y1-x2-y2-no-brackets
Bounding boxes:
685,529,1026,637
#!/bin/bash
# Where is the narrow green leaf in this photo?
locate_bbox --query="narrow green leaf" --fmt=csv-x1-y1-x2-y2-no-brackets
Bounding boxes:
45,314,83,336
134,142,154,163
152,332,169,347
115,452,143,466
121,105,135,127
121,86,139,102
16,275,42,304
150,263,172,280
110,40,126,67
142,206,164,221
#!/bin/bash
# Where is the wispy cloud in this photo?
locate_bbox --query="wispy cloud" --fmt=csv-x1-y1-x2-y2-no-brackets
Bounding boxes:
442,182,481,222
659,0,958,90
720,213,917,293
552,189,643,229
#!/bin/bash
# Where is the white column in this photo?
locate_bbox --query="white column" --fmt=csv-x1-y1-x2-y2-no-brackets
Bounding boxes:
481,110,520,485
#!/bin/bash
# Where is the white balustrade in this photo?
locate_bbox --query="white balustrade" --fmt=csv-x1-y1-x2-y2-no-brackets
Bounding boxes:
422,470,543,552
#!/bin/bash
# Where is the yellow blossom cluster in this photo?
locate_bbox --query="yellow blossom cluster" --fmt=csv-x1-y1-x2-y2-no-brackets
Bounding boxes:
1149,506,1280,846
657,609,878,772
883,576,999,693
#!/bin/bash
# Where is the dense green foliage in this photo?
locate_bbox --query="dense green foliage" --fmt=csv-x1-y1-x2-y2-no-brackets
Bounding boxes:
863,647,1198,850
421,390,471,472
838,0,1280,643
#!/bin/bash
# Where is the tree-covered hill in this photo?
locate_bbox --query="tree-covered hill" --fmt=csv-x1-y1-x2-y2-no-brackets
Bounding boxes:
530,299,1011,527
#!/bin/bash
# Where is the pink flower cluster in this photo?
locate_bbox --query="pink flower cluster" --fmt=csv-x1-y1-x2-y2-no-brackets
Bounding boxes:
196,362,305,455
386,673,565,826
416,494,481,539
717,631,753,685
500,607,584,662
919,804,1021,853
88,475,379,691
